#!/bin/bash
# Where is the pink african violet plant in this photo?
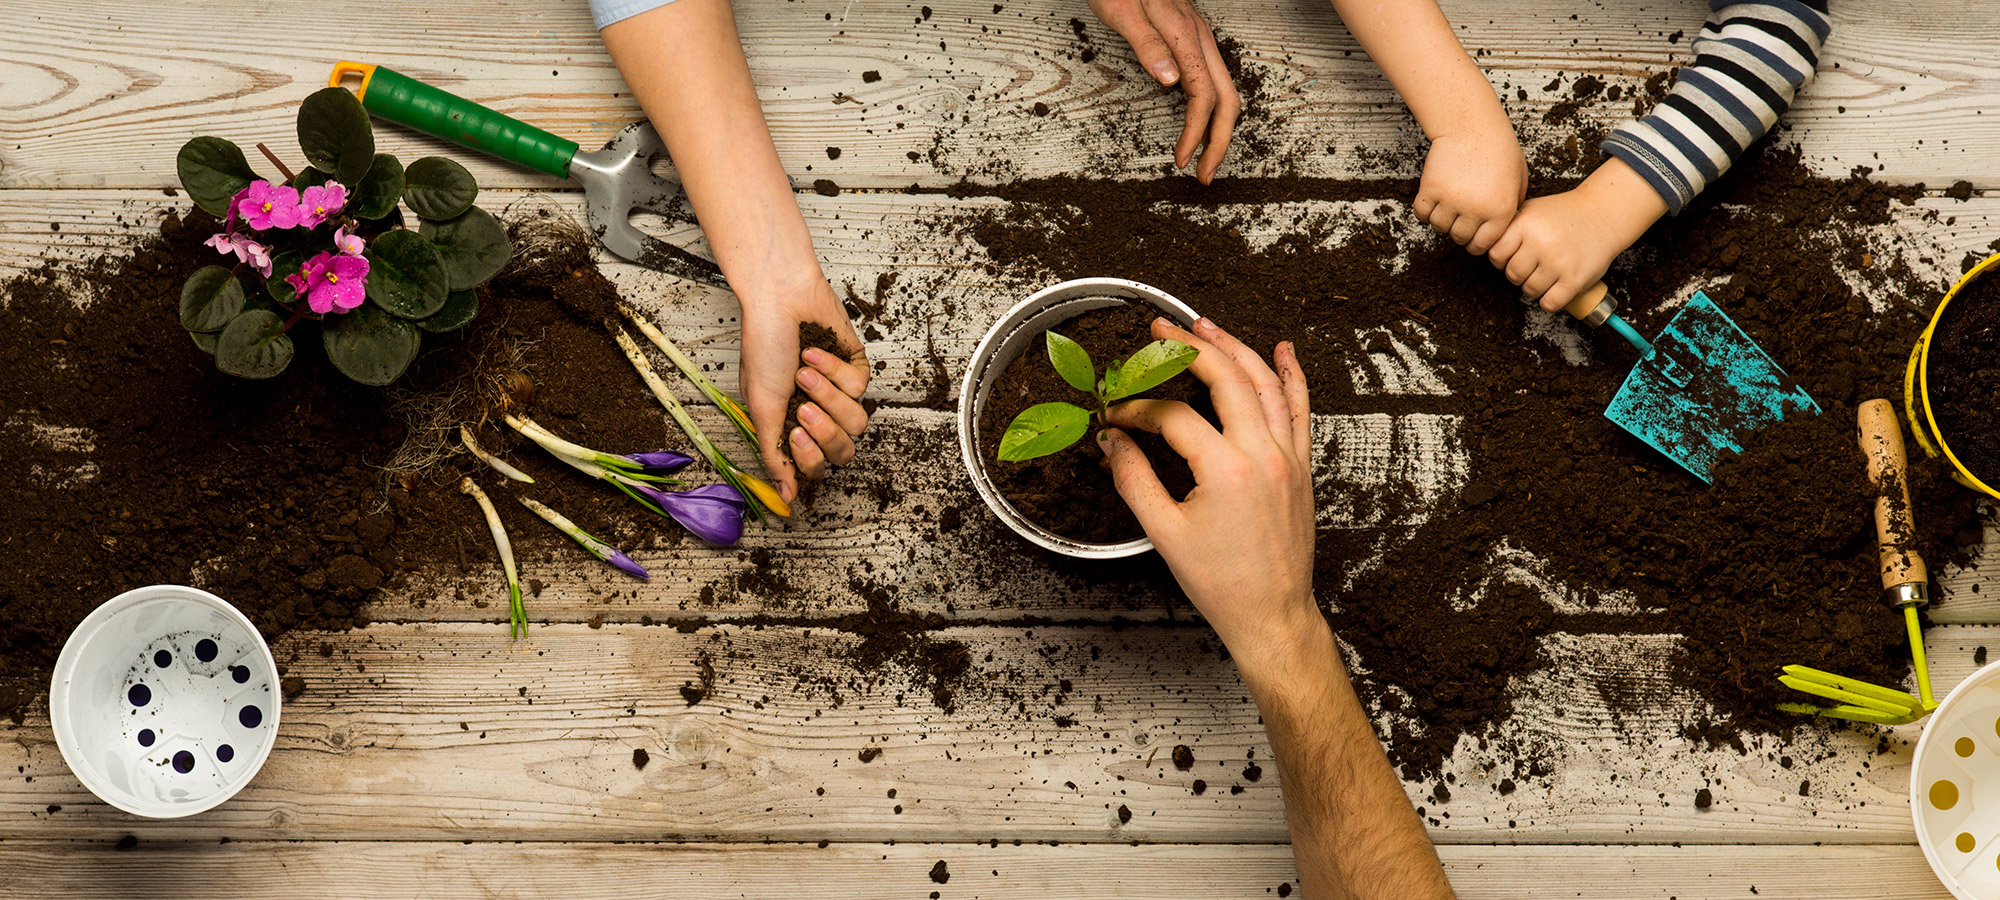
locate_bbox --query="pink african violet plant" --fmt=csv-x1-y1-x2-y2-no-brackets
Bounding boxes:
286,251,371,314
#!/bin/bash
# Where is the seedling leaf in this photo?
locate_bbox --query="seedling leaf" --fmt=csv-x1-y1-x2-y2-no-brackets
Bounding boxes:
175,137,257,217
1103,339,1198,403
1045,331,1095,393
997,402,1091,462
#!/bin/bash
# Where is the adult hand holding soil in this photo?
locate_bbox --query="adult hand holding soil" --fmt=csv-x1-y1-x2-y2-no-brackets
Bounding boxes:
601,0,870,502
1087,0,1241,183
740,282,870,496
1097,318,1456,900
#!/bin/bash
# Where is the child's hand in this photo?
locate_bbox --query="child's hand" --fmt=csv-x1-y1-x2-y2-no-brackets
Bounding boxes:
1413,120,1527,255
1488,156,1669,311
1087,0,1242,183
740,279,870,502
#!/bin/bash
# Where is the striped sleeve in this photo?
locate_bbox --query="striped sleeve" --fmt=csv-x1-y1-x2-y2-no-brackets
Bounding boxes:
1600,0,1832,214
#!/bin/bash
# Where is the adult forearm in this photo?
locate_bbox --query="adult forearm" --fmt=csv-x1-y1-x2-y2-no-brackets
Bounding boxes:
1239,620,1455,900
600,0,822,303
1327,0,1504,140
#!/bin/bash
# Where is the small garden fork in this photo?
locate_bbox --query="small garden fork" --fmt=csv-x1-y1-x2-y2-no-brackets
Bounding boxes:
1778,399,1938,726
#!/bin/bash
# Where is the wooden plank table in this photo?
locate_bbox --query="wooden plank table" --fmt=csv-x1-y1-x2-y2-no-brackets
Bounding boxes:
1,1,1995,897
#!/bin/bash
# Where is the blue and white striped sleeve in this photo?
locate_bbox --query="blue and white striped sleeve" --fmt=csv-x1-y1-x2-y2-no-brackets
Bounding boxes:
1600,0,1832,214
589,0,680,30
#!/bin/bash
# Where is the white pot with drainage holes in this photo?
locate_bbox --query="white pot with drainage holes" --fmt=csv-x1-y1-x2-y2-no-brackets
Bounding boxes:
50,585,281,818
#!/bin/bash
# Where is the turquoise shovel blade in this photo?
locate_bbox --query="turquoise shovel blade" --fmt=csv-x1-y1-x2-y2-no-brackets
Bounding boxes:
1603,291,1819,482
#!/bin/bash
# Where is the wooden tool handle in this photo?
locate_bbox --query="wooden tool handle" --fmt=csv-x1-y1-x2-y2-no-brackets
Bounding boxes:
1858,398,1929,591
1563,282,1614,326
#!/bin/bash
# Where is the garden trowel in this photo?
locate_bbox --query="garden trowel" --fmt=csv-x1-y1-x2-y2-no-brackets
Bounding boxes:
1555,283,1818,482
328,61,725,288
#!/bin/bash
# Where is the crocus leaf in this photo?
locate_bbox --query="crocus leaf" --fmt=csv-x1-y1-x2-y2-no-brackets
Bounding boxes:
403,156,479,220
420,205,513,291
190,330,219,355
297,86,375,185
179,266,247,333
349,153,404,220
1102,339,1198,403
292,166,333,192
1045,330,1095,394
365,228,449,319
417,289,480,333
214,309,294,379
324,303,421,386
175,137,257,217
997,401,1092,462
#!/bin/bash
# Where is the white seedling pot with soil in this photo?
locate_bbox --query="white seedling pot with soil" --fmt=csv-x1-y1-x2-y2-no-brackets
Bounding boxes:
50,585,281,817
958,277,1199,558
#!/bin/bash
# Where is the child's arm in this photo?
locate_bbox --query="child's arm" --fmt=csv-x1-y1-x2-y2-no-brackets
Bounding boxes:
1330,0,1526,255
1492,0,1832,311
598,0,870,502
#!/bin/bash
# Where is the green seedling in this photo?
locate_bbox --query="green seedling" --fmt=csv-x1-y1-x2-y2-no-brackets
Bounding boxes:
996,330,1198,462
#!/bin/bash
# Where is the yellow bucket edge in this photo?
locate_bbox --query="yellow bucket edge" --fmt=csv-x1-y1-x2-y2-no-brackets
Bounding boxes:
1905,250,2000,501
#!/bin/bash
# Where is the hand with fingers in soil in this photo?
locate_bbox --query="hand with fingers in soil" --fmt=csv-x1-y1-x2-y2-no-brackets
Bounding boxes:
1096,318,1455,900
1488,1,1833,311
1086,0,1242,183
1325,0,1525,254
597,0,869,503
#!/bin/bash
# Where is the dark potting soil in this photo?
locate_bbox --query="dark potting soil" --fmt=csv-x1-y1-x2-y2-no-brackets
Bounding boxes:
959,138,1990,777
1928,269,2000,487
976,302,1204,543
785,320,854,452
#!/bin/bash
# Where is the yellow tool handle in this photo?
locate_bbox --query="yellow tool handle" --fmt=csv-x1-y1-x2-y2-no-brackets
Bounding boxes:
1858,398,1929,594
1563,282,1612,323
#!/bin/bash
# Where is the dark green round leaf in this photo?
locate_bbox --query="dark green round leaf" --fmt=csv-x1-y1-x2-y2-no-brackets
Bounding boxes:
292,166,333,192
190,330,219,355
265,249,304,305
297,87,375,185
418,289,479,333
365,229,449,318
175,137,257,217
214,309,295,379
350,153,404,220
997,401,1092,462
420,206,512,291
403,156,478,220
179,266,246,332
1045,331,1096,394
323,303,420,386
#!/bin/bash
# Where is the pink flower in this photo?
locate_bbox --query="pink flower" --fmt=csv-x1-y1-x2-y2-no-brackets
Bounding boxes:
298,184,348,228
203,232,274,278
234,180,302,231
332,225,364,256
285,251,370,314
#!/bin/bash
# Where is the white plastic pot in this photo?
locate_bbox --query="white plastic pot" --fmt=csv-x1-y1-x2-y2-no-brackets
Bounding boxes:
1914,659,2000,899
50,585,281,818
957,277,1201,558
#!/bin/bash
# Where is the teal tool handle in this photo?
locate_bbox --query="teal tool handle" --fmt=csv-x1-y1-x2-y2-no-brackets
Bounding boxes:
331,61,579,178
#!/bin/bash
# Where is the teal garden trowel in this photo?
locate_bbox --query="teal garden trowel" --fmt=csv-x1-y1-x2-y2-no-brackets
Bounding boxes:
1556,282,1818,482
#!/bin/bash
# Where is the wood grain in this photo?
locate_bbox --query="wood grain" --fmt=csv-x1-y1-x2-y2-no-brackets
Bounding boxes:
5,622,1998,844
0,841,1957,900
3,1,1999,188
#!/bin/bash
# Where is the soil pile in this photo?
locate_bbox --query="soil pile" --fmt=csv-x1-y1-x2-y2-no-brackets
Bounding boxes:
958,139,1991,776
1928,270,2000,487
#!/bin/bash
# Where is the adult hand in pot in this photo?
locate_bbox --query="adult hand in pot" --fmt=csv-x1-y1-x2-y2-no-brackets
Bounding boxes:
1096,317,1316,659
1097,318,1457,900
1086,0,1241,183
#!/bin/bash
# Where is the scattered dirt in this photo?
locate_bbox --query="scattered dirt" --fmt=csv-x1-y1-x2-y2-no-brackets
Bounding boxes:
976,302,1205,543
1926,269,2000,487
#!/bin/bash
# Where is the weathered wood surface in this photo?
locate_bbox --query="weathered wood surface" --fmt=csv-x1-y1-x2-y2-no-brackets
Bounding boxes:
3,0,1999,189
4,623,1998,844
0,841,1957,900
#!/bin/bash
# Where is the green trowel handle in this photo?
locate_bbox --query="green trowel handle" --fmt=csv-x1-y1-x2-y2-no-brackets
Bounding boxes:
330,61,579,178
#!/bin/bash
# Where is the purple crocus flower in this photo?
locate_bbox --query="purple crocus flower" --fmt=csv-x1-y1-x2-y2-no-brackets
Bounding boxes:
634,482,747,546
624,451,696,474
298,184,348,228
285,250,370,314
234,180,303,231
602,546,650,579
